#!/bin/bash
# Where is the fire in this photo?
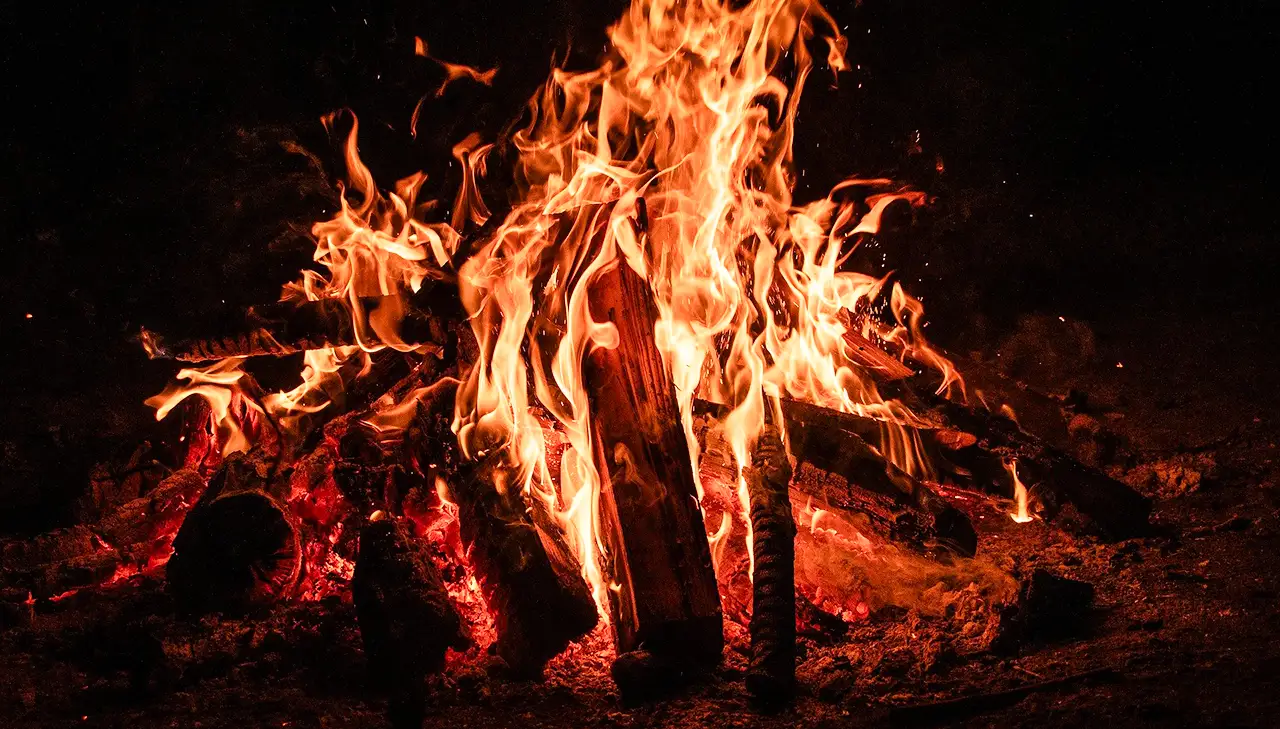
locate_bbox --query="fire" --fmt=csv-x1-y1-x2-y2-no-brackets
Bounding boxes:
147,0,963,632
1005,460,1035,523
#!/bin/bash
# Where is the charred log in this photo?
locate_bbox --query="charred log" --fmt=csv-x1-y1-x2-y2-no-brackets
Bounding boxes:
452,455,598,678
353,514,470,729
695,399,977,556
166,452,302,613
744,426,797,707
907,388,1151,539
584,258,723,666
140,284,458,363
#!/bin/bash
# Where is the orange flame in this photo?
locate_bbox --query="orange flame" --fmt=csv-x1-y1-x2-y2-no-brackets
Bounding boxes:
148,0,964,627
1005,460,1034,523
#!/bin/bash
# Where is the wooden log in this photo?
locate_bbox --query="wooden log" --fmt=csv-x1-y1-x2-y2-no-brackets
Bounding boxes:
140,284,458,363
166,451,303,613
902,386,1151,540
780,399,977,556
451,454,598,677
584,259,723,665
353,514,471,729
97,468,207,568
744,425,797,707
841,325,915,381
696,400,976,556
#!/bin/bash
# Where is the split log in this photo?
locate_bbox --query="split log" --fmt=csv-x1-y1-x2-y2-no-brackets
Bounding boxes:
166,451,302,613
841,326,1150,538
140,284,458,363
354,514,471,729
744,425,796,707
0,470,207,599
841,325,915,381
584,258,723,665
451,454,598,677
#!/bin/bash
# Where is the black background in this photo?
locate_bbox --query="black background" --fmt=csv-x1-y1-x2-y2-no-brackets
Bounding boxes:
0,0,1274,530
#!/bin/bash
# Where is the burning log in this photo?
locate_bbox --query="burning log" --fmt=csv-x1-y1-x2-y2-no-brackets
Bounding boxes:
451,454,598,677
584,259,723,666
0,470,207,600
744,425,797,707
353,513,471,729
910,391,1151,539
166,451,303,613
140,285,458,363
695,399,977,556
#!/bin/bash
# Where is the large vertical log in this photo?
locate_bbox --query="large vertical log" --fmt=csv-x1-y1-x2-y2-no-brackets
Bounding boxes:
584,259,722,665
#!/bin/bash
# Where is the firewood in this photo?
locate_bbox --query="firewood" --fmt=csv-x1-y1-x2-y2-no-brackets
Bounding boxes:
451,454,598,677
610,649,701,704
906,388,1151,540
353,514,471,729
781,400,977,556
695,400,977,556
140,284,458,363
584,258,723,666
744,425,797,707
166,451,303,613
841,325,915,381
96,469,207,568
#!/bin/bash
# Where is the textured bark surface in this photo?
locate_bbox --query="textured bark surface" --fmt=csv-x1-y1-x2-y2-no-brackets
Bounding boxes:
744,426,796,706
451,455,598,677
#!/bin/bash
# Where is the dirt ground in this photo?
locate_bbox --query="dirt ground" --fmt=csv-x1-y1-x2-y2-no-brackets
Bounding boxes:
1,302,1277,729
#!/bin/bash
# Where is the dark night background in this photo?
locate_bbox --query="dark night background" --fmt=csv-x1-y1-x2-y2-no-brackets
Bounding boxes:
0,0,1275,532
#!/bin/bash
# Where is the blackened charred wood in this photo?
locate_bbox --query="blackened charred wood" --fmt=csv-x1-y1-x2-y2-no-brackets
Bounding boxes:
902,385,1151,540
0,470,207,598
140,284,458,363
584,259,723,665
354,515,470,729
610,649,700,704
779,399,977,556
697,399,977,556
166,452,303,613
96,469,207,568
744,426,797,707
452,455,598,677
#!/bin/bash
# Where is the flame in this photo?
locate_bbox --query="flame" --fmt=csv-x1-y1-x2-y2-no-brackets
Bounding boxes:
1005,460,1034,523
147,0,964,633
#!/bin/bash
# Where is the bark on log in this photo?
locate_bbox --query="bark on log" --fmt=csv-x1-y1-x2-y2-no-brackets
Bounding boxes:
744,426,797,707
353,514,471,729
140,284,458,362
97,468,208,567
584,259,723,665
451,454,598,677
166,452,302,613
